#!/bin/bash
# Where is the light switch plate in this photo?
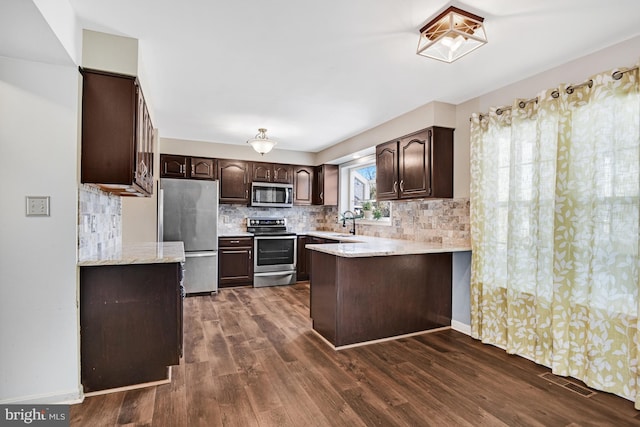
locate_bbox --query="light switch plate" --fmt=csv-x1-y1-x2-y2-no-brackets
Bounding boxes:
26,196,50,216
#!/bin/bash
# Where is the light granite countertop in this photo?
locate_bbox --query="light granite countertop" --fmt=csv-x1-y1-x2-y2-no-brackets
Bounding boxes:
219,232,254,237
304,231,471,258
78,242,185,266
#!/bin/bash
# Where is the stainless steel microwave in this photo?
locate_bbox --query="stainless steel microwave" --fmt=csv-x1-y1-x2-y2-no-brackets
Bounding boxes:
250,182,294,208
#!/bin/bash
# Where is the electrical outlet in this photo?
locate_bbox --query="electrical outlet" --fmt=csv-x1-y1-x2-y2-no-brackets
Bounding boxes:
26,196,50,216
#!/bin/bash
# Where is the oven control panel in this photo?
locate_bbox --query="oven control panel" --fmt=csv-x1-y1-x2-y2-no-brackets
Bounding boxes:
248,217,286,227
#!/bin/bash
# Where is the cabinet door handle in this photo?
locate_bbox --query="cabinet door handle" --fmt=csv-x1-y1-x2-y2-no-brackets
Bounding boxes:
191,164,195,175
230,240,240,244
267,170,270,180
248,250,252,260
245,189,248,198
400,180,404,192
393,181,397,193
320,192,323,201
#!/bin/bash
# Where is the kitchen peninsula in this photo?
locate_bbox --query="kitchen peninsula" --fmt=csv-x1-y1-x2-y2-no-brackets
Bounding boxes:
306,232,470,349
78,242,185,394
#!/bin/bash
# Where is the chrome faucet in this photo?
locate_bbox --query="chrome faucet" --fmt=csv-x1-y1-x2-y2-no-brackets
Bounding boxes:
342,210,356,235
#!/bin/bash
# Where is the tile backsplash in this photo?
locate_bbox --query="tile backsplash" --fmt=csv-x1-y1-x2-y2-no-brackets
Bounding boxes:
218,204,337,235
76,183,469,253
343,198,470,245
78,185,122,260
219,198,470,245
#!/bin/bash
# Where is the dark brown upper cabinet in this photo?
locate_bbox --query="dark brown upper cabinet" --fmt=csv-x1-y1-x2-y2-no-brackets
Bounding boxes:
376,141,399,201
251,162,293,184
376,126,453,201
190,157,216,179
160,154,187,178
293,166,314,205
313,164,338,206
80,68,154,196
160,154,215,180
218,159,249,204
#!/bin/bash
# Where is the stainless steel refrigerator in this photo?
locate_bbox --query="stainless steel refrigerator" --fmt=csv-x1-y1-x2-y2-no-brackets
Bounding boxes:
159,178,219,294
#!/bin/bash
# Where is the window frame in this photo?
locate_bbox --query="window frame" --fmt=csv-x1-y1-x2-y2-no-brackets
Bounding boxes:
338,155,392,225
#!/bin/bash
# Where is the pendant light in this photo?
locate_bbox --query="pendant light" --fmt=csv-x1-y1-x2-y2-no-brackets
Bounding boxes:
417,6,487,63
247,128,277,155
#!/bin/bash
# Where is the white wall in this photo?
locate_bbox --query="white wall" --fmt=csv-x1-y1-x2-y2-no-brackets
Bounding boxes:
32,0,82,64
458,35,640,122
0,56,81,403
81,29,138,76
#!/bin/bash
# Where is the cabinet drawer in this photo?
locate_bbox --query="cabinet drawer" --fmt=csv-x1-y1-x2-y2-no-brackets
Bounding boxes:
219,237,253,248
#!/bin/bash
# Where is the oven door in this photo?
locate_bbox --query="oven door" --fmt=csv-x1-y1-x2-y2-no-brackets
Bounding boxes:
254,235,297,273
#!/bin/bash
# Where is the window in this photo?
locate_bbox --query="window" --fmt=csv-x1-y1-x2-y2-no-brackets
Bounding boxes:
339,155,391,223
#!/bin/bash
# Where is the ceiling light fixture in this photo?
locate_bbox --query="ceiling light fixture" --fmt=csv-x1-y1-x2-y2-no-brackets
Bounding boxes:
417,6,487,63
247,128,277,155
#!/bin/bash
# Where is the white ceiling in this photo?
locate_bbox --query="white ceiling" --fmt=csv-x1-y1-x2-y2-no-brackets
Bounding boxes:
5,1,640,153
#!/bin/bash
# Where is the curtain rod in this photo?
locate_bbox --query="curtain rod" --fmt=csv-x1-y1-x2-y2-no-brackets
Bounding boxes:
472,66,639,121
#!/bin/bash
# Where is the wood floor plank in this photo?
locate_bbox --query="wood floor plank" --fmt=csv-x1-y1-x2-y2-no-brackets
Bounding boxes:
233,288,268,316
70,282,640,427
224,331,285,414
352,345,481,426
242,368,283,414
216,373,260,427
254,347,333,426
182,297,208,364
184,361,221,426
196,295,219,322
151,363,187,427
282,354,367,426
217,306,244,337
339,386,404,427
202,320,237,375
254,406,295,427
70,390,125,427
116,387,156,425
252,314,299,363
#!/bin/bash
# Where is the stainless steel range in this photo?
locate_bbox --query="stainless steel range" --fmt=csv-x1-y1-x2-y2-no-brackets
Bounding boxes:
247,217,297,287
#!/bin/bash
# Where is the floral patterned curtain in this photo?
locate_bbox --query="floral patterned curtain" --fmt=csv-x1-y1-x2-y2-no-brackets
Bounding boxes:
470,65,640,407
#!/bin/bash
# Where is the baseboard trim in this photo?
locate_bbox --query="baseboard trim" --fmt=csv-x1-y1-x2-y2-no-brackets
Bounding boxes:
0,387,83,405
451,320,471,335
312,326,453,351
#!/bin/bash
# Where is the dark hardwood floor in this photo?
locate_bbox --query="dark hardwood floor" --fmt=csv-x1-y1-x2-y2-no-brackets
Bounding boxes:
70,282,640,426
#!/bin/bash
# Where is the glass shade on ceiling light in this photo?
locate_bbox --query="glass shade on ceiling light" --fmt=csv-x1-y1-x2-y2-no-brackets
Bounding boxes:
417,6,487,63
247,128,277,155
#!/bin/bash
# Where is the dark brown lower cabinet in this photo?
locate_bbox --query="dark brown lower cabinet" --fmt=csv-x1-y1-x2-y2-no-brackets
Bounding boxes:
301,236,338,282
80,262,182,393
219,237,253,288
296,235,310,281
310,251,452,347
